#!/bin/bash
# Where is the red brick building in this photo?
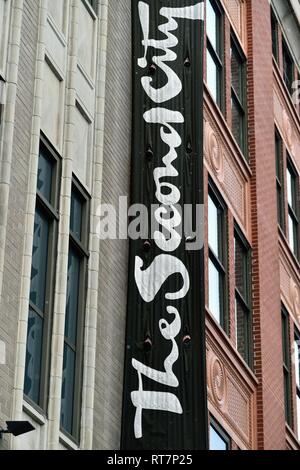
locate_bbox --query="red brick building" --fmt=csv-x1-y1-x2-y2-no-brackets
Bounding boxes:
205,0,300,450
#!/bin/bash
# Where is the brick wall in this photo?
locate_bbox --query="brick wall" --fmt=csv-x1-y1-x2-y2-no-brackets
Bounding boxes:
247,0,286,450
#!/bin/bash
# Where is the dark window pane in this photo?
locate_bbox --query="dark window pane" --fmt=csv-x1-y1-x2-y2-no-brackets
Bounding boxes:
70,189,83,241
206,0,217,51
271,11,278,61
61,344,76,435
231,96,244,150
24,309,43,403
65,248,81,345
235,236,248,301
235,299,249,363
30,208,50,312
209,425,228,450
231,45,243,101
283,41,294,93
37,148,53,202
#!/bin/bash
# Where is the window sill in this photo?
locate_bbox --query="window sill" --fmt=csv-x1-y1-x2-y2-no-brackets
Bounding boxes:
59,431,79,450
81,0,97,20
23,399,47,426
286,423,300,450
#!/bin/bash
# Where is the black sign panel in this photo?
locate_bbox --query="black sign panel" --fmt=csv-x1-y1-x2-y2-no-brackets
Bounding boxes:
121,0,207,450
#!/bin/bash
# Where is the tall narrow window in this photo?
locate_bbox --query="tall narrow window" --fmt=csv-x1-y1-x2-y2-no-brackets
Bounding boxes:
231,36,247,156
208,185,227,330
286,158,299,259
282,308,292,427
206,0,223,109
294,330,300,440
275,129,285,231
24,137,60,409
234,227,252,366
271,9,279,62
60,179,89,441
283,39,294,95
209,419,230,450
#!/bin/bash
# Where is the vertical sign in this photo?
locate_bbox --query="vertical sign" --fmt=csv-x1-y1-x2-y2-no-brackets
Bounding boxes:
121,0,207,450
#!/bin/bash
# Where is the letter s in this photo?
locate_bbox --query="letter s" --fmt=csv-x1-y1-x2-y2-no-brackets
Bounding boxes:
134,254,190,302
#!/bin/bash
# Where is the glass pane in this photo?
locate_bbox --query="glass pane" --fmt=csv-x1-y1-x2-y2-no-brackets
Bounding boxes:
295,339,300,389
30,208,50,312
236,299,248,363
37,148,53,202
24,308,43,404
235,235,248,301
271,14,278,60
231,45,242,101
206,0,217,51
288,214,295,255
208,195,219,257
61,344,76,435
206,49,217,103
210,425,228,450
297,394,300,440
286,167,293,207
70,189,83,241
231,96,243,149
65,247,81,345
283,44,293,93
209,259,221,324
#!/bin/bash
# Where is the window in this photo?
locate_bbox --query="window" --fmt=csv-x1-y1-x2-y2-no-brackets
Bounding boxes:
208,185,227,330
282,308,292,427
206,0,224,109
271,9,279,62
24,137,60,409
209,419,230,450
231,36,247,156
294,330,300,440
275,129,285,231
282,39,294,95
60,179,89,441
234,227,252,366
86,0,97,13
286,158,299,259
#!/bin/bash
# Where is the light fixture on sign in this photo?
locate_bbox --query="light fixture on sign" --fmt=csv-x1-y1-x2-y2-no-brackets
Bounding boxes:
0,421,35,439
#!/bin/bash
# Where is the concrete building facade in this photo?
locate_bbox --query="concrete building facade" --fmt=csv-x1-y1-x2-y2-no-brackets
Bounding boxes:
0,0,299,450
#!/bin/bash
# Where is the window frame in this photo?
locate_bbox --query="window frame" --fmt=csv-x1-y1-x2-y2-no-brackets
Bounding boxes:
234,224,252,367
209,416,231,450
205,0,225,111
230,33,248,158
282,307,293,427
286,156,299,260
282,37,295,95
271,8,279,63
275,128,285,232
60,175,90,443
24,134,61,412
208,181,228,333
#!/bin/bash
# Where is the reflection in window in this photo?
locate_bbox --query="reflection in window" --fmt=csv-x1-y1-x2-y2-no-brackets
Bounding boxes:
234,228,252,365
24,139,59,409
60,180,89,441
209,421,229,450
206,0,223,109
208,189,227,330
231,38,247,155
286,159,299,259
